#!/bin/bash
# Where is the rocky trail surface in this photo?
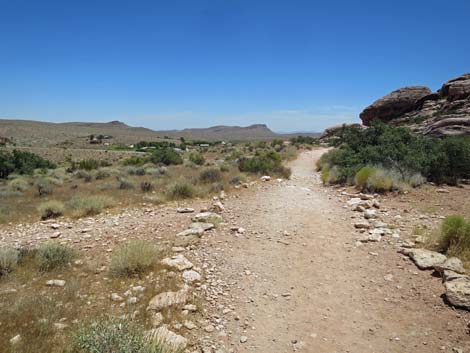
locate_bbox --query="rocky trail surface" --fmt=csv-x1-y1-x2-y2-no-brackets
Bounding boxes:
198,150,470,353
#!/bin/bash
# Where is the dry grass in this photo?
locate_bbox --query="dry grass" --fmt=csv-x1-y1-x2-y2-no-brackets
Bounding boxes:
110,241,160,277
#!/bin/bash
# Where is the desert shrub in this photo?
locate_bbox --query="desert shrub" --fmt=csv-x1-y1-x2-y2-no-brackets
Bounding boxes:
67,196,113,217
366,168,395,192
407,173,426,187
8,177,29,191
123,156,146,166
75,169,92,180
72,319,165,353
219,163,230,172
229,175,242,185
431,215,470,262
276,165,292,179
355,166,375,190
95,168,111,180
126,166,146,176
110,241,159,277
36,242,77,271
210,182,224,192
142,195,164,205
0,247,19,275
189,152,205,166
167,180,195,200
140,181,154,192
0,189,23,198
148,148,183,166
238,150,283,175
320,166,340,185
317,122,470,186
118,178,134,190
0,150,55,179
199,168,222,183
78,159,100,171
34,178,53,196
144,167,160,176
38,200,65,220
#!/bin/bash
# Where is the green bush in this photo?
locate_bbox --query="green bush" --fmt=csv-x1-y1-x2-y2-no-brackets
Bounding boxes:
238,150,282,175
38,200,65,220
78,159,100,171
118,178,135,190
355,166,375,190
110,241,159,277
0,247,19,275
36,243,77,271
72,319,167,353
95,169,111,180
0,150,56,179
148,148,183,166
167,180,195,200
123,156,146,166
433,216,470,257
67,196,113,217
189,152,205,166
318,122,470,186
199,168,222,183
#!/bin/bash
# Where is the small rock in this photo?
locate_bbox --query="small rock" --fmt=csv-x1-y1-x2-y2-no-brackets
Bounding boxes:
240,336,248,343
46,280,66,287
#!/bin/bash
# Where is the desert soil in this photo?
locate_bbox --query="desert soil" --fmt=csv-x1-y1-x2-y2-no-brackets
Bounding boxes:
2,149,469,353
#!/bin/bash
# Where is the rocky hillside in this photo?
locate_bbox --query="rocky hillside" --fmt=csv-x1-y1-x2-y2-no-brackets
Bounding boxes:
359,73,470,137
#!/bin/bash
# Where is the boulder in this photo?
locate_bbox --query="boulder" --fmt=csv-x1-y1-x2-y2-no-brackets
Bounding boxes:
434,257,466,274
440,73,470,101
145,325,188,350
190,222,214,231
444,277,470,310
360,86,432,125
405,249,447,270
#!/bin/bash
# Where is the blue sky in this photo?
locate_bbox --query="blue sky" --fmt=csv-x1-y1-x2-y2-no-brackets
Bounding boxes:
1,0,469,132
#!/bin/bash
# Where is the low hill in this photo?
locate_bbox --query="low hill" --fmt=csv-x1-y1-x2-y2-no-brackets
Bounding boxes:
0,119,319,147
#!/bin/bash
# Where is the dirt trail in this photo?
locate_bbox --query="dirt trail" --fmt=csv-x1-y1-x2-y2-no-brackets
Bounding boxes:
205,149,469,353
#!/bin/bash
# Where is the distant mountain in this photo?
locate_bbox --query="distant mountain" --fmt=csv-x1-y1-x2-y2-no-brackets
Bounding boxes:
153,124,281,141
0,119,319,147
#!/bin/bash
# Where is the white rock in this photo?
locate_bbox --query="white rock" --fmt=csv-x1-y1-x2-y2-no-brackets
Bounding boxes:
46,280,66,287
146,325,187,350
182,270,201,283
161,255,193,271
10,335,21,345
177,228,204,237
147,286,189,311
192,212,222,223
177,207,195,213
444,277,470,309
151,312,164,327
190,222,214,231
435,257,466,274
406,249,447,270
240,336,248,343
111,293,123,301
261,175,271,181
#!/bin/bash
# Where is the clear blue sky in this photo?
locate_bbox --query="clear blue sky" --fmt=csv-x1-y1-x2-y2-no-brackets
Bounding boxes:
1,0,469,132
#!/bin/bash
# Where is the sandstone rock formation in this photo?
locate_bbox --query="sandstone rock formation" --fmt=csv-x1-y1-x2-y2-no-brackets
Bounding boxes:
360,86,432,125
357,73,470,137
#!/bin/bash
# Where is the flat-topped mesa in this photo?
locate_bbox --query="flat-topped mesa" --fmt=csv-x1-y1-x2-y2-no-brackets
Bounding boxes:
360,86,432,126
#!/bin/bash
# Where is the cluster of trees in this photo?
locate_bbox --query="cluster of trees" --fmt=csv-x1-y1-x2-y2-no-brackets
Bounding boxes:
0,150,56,179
